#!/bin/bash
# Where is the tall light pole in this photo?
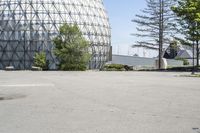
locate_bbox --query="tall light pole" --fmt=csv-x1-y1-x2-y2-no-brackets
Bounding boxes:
192,22,196,75
192,38,195,74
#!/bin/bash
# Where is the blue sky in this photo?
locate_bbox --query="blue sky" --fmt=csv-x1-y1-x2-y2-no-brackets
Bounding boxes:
103,0,147,55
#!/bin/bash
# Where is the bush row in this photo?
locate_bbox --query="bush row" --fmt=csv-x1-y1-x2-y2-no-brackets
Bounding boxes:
102,64,133,71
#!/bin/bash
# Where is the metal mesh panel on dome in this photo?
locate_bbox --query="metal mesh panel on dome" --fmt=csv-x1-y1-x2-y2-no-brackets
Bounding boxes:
0,0,111,69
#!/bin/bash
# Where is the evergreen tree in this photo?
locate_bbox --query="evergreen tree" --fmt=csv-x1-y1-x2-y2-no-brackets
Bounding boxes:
53,24,90,71
132,0,177,69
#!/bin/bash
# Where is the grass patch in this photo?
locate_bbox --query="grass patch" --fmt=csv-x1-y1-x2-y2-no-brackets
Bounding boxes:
180,74,200,78
166,66,200,72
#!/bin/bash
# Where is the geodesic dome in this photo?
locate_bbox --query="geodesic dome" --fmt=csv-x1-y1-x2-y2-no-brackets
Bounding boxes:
0,0,111,69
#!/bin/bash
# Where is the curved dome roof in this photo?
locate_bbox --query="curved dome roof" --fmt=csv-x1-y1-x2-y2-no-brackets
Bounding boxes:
0,0,111,69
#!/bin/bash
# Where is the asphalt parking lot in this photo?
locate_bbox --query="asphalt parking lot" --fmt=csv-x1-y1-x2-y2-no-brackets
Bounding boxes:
0,71,200,133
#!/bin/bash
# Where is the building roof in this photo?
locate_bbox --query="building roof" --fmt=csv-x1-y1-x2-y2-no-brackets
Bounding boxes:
176,50,193,59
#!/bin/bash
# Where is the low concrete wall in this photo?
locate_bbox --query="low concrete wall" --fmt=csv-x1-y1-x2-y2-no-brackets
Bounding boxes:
108,55,183,68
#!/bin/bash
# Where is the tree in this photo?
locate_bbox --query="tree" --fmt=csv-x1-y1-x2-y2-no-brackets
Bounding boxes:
53,24,90,71
132,0,177,69
33,52,48,70
164,40,179,59
172,0,200,67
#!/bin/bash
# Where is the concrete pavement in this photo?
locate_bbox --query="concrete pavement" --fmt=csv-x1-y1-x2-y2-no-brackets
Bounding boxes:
0,71,200,133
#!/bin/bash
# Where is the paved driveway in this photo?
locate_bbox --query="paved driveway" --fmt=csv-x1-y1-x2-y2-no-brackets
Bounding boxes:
0,71,200,133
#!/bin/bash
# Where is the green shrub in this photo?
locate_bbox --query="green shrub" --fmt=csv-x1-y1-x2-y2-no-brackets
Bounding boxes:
183,59,189,65
175,57,190,66
34,52,48,70
103,64,125,71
